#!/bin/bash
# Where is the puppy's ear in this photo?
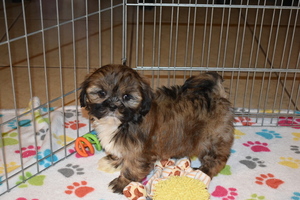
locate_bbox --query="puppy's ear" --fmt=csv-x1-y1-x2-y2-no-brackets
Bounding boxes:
79,89,87,108
79,80,89,108
139,79,154,116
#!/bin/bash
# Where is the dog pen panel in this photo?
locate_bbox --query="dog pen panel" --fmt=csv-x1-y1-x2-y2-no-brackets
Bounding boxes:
0,0,299,195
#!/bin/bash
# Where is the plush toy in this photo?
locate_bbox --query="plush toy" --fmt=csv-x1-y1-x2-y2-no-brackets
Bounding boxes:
123,158,211,200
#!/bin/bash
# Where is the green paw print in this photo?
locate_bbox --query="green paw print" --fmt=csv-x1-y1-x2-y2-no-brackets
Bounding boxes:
35,111,49,124
219,165,232,175
247,193,266,200
16,171,46,188
0,132,18,147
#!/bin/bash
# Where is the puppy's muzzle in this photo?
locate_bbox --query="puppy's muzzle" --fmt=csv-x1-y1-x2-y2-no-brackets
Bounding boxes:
109,104,117,111
105,97,120,112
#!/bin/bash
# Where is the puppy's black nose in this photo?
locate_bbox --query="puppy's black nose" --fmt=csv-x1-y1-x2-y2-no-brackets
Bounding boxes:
109,104,117,111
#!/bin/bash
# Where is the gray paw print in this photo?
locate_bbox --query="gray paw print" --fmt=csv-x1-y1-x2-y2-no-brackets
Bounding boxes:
64,109,81,118
58,164,84,178
291,145,300,154
239,156,266,169
36,128,48,140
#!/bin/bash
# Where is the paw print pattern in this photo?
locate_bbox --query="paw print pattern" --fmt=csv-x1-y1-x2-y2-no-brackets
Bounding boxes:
247,193,266,200
58,164,84,177
41,106,55,112
292,192,300,200
239,156,266,169
64,109,81,118
53,134,74,146
36,149,58,168
234,129,246,139
291,146,300,154
64,120,86,130
255,173,284,189
16,171,46,188
0,162,20,174
278,117,300,129
15,145,41,158
255,129,282,140
211,185,238,200
278,157,300,169
36,128,48,140
65,181,94,198
0,132,19,147
8,119,31,129
219,165,232,175
243,141,271,152
292,133,300,141
235,117,256,126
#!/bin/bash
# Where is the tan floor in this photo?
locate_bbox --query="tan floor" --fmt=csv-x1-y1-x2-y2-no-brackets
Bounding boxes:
0,0,299,113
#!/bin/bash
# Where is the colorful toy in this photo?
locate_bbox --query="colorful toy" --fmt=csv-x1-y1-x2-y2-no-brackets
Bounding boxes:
75,130,102,157
123,158,211,200
153,176,210,200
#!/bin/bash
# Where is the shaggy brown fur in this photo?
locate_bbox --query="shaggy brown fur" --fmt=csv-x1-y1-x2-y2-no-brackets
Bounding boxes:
80,64,234,194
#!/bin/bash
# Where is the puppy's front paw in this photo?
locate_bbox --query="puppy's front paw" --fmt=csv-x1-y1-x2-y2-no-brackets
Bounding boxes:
98,156,121,173
109,176,131,194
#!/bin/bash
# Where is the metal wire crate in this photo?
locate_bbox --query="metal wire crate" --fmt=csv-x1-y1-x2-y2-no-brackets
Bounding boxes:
0,0,299,195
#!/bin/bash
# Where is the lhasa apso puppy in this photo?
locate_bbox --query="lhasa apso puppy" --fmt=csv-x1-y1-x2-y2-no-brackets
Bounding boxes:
80,64,234,194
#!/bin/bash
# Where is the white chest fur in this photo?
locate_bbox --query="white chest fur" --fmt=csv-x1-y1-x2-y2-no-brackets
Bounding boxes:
93,116,122,157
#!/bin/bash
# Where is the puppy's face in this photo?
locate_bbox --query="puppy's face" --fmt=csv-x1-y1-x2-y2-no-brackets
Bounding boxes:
80,65,153,123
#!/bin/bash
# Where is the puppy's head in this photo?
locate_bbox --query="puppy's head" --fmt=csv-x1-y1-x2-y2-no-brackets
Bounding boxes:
80,64,153,123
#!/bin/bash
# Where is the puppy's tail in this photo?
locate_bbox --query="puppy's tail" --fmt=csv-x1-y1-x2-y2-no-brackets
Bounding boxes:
182,72,227,99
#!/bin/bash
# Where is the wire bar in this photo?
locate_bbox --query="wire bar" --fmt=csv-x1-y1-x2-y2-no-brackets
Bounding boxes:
1,0,299,196
136,66,300,73
127,3,300,10
0,3,123,47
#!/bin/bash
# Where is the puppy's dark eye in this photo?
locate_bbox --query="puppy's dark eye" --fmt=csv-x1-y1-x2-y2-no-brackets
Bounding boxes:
98,90,106,98
123,94,132,101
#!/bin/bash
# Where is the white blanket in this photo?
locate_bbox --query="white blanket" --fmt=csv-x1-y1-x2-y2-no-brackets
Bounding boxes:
1,97,300,200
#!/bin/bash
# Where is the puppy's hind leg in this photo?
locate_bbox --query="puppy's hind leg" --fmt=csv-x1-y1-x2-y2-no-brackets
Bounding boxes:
198,145,232,178
98,154,123,173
